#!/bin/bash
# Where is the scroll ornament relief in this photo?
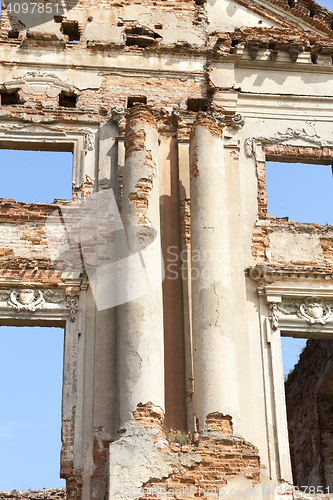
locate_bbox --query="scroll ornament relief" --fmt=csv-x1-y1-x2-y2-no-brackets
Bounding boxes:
270,302,279,330
270,297,333,330
0,123,95,151
0,288,79,320
8,289,45,312
231,114,245,128
245,128,333,157
67,294,79,322
111,106,125,123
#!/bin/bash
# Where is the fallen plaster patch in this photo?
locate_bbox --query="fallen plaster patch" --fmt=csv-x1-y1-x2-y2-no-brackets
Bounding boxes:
268,230,323,261
109,422,178,500
220,476,268,500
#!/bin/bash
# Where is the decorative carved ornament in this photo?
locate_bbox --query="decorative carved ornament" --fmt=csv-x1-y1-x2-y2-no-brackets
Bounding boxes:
270,302,279,330
2,70,72,96
67,295,79,322
231,114,245,128
0,288,78,321
8,289,45,312
270,296,333,330
111,106,125,123
0,123,95,151
211,112,225,127
245,128,333,157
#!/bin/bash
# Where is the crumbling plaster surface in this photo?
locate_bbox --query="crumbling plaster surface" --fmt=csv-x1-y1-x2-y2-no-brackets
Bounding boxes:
109,423,176,500
83,8,204,45
206,0,282,31
109,411,261,500
0,224,48,259
0,67,103,92
267,231,324,261
236,68,333,97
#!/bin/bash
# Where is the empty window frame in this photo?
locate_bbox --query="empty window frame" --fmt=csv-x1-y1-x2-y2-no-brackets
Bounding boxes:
0,325,65,490
284,336,333,491
0,149,73,203
266,161,333,225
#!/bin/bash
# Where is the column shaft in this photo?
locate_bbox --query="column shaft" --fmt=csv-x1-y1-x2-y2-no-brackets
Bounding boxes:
190,114,240,432
117,106,164,427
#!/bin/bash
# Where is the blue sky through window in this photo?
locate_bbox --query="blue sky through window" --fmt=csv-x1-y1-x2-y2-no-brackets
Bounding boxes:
0,326,65,490
0,149,71,490
266,162,333,226
0,149,72,204
266,160,333,377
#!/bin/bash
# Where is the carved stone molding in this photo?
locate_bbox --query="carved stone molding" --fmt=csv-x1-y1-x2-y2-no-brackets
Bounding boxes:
8,289,45,312
299,297,333,324
211,112,225,127
2,70,72,98
44,289,67,303
245,128,333,157
0,122,95,151
111,106,125,123
3,287,67,314
270,302,279,330
270,297,333,330
67,294,79,322
231,114,245,128
76,128,95,151
248,42,259,60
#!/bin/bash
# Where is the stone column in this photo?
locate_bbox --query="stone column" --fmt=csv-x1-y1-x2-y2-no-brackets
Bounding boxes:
117,105,165,427
190,114,240,433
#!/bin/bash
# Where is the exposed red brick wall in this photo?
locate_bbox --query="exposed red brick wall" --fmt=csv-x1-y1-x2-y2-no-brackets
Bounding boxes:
91,427,113,500
252,144,333,274
252,219,333,270
132,402,164,431
60,417,75,479
140,414,260,500
65,474,83,500
121,404,260,500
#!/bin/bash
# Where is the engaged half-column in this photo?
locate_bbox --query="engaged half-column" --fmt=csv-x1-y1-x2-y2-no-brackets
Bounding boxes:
190,114,240,433
117,105,164,427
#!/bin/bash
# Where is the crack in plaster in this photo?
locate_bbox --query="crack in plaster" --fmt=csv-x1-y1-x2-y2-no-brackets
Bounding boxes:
213,283,220,327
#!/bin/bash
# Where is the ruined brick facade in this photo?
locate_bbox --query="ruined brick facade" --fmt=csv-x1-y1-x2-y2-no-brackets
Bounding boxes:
1,0,333,498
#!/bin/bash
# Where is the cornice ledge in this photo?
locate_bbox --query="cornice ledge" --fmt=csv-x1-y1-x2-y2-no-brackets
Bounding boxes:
245,127,333,157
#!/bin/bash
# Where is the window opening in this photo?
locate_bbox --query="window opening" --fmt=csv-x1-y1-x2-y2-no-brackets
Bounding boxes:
283,336,333,491
61,20,80,42
0,149,73,203
7,30,19,38
0,89,19,105
281,336,307,381
0,326,65,490
59,91,77,108
187,98,208,112
266,162,333,225
127,95,147,108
